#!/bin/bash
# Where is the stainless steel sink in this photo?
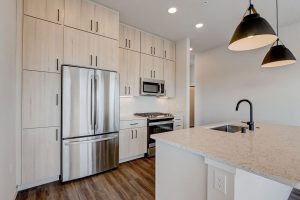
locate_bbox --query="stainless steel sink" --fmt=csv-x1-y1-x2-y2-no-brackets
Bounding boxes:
210,125,246,133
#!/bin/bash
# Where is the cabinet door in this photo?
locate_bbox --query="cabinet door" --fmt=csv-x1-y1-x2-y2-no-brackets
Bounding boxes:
80,0,95,33
64,0,81,29
141,54,153,79
22,71,60,128
119,24,127,49
164,40,176,61
129,129,139,157
97,36,118,71
23,16,63,73
127,26,141,52
64,27,94,67
141,32,153,55
119,129,131,161
46,0,64,24
153,36,164,58
119,48,128,96
127,50,140,96
22,127,60,184
94,4,119,40
24,0,47,20
153,57,164,80
136,127,147,155
164,60,176,98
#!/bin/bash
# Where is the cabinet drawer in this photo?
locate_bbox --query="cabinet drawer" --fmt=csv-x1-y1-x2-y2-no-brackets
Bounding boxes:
174,116,183,122
120,120,147,130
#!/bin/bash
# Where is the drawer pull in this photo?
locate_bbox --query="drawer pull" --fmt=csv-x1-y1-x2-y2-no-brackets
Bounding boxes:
130,123,138,126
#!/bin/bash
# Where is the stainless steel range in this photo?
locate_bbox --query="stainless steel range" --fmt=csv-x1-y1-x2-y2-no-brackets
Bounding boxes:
134,112,174,157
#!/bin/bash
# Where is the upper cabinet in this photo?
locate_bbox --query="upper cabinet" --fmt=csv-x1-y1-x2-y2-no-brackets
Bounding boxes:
164,60,176,98
23,16,63,73
119,48,140,96
119,23,141,52
65,0,119,40
141,54,163,80
64,27,118,71
163,39,176,61
141,32,164,58
24,0,64,24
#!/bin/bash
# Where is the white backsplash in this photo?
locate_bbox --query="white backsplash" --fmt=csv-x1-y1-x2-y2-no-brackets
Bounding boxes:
120,96,181,116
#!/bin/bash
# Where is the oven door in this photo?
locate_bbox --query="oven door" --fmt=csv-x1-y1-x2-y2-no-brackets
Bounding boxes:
148,120,174,148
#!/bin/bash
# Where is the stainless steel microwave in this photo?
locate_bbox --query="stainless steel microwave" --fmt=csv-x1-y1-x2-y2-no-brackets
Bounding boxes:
140,78,165,96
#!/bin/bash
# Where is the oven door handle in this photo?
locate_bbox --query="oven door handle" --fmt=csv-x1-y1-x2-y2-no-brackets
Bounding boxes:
149,121,174,126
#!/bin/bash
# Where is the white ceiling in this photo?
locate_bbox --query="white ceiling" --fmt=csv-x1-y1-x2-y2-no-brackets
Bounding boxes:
93,0,300,52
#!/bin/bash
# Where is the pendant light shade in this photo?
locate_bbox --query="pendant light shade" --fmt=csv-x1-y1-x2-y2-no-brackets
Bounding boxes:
262,44,296,68
228,3,277,51
261,0,296,68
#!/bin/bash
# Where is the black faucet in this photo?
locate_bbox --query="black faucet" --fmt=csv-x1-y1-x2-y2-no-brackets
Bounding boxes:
236,99,255,131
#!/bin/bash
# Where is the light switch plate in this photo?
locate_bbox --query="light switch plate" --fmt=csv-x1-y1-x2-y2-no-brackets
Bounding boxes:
214,171,227,194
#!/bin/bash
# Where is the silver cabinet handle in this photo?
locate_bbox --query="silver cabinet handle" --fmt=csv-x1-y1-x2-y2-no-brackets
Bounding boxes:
56,58,59,71
135,130,137,138
96,21,99,32
154,47,156,55
131,130,134,139
165,50,167,58
95,56,98,67
151,70,153,78
125,86,127,95
130,123,138,126
56,129,59,141
129,40,131,48
90,20,93,31
57,9,60,22
56,94,59,106
125,39,128,47
90,55,93,66
128,86,131,95
154,70,156,78
151,47,153,54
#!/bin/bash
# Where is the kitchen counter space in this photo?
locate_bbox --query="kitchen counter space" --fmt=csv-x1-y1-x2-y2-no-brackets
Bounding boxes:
120,115,147,121
151,122,300,189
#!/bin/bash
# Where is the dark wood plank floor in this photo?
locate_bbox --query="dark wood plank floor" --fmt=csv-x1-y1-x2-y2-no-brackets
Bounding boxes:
17,158,155,200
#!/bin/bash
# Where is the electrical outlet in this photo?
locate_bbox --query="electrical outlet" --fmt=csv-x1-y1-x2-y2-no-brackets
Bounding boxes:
214,171,227,194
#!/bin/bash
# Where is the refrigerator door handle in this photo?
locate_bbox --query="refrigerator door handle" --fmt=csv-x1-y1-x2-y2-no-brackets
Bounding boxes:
94,74,98,130
91,75,95,131
64,135,118,145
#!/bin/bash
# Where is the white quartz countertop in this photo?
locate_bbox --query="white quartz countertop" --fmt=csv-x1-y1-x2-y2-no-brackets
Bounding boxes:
120,115,147,121
151,122,300,188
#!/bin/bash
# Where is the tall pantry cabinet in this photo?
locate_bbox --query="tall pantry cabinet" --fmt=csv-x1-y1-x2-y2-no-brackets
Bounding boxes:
21,0,119,189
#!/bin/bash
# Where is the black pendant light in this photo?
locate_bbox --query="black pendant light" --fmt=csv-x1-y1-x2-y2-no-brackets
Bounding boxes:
261,0,296,68
228,0,277,51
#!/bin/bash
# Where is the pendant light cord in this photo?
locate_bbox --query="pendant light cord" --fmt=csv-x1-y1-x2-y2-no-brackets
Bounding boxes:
276,0,279,45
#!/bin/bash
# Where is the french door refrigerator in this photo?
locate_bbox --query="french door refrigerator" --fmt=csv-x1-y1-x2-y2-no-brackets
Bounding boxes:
62,65,119,182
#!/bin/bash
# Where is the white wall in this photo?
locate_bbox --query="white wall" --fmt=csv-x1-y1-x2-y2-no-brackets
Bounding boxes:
0,0,17,199
195,22,300,126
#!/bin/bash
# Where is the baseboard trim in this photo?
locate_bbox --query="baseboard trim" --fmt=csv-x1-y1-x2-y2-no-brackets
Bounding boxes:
119,154,145,163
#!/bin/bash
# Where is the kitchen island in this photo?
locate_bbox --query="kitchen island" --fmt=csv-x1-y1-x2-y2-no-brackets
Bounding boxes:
151,122,300,200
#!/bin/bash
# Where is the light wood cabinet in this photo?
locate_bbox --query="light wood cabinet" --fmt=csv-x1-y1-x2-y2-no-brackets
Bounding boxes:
22,127,60,184
64,27,118,71
164,59,176,98
141,54,163,80
22,71,60,129
119,48,140,96
23,16,63,73
24,0,64,24
119,23,141,52
119,127,147,162
141,31,164,58
65,0,119,40
163,39,176,61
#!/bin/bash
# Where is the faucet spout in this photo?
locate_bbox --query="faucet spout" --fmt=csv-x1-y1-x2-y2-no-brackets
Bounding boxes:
236,99,254,131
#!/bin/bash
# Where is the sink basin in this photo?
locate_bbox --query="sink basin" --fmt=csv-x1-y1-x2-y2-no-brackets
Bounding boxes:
210,125,246,133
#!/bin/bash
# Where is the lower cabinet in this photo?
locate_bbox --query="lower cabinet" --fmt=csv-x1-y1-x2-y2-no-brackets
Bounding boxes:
174,115,184,130
119,127,147,163
22,127,60,186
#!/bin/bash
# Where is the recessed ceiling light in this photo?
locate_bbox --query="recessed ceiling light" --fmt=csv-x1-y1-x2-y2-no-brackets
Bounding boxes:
195,23,204,29
168,7,177,14
190,48,193,51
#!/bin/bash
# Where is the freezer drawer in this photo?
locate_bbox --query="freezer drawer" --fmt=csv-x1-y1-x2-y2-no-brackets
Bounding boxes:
62,133,119,182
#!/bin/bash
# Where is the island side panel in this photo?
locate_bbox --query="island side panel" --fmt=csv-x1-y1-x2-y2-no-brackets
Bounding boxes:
155,141,207,200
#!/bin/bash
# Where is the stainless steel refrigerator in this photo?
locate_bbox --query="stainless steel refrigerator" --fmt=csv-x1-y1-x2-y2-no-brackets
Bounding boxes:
61,65,119,182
